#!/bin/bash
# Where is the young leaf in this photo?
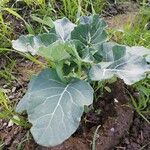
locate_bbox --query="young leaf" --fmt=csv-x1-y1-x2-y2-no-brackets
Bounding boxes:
54,17,76,41
38,41,71,62
16,69,93,147
71,15,107,54
72,40,95,63
12,33,58,55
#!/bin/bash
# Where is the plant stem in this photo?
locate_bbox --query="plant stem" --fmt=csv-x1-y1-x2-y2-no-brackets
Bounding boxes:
55,62,67,83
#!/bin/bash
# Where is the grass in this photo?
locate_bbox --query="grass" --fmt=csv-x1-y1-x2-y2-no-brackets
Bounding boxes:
0,58,16,82
92,125,101,150
0,89,30,128
0,140,5,150
133,79,150,123
110,7,150,48
16,131,31,150
0,2,35,50
0,9,13,48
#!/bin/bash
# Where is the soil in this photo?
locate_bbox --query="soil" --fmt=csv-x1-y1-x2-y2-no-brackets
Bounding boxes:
0,1,150,150
103,2,139,17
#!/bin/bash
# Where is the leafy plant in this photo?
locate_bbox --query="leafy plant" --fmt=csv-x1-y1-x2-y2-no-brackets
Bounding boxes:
12,15,150,147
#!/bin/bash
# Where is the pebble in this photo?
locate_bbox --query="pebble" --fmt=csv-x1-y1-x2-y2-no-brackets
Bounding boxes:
3,122,7,126
0,122,7,130
110,127,115,132
3,84,7,88
9,95,15,99
14,129,19,135
12,87,16,93
114,98,118,103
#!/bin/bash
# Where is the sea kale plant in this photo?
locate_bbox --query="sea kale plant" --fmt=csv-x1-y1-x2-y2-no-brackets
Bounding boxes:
12,15,150,147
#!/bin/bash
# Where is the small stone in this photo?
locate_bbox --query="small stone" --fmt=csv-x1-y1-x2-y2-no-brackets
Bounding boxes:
3,122,7,126
9,95,14,99
14,129,18,135
114,98,118,103
12,87,16,93
110,127,115,132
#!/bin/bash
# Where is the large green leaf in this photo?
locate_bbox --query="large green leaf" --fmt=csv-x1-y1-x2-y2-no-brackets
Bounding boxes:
16,69,93,147
54,17,76,41
38,41,71,62
89,44,150,85
12,33,58,55
71,15,107,55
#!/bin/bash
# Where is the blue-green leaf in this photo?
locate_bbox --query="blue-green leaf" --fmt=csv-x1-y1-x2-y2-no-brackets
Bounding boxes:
89,44,150,85
127,46,150,63
54,17,76,41
72,40,95,63
16,69,93,147
12,33,57,55
38,41,71,62
99,42,126,61
71,15,107,55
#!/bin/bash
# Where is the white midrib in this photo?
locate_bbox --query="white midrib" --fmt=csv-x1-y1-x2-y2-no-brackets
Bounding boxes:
37,84,70,143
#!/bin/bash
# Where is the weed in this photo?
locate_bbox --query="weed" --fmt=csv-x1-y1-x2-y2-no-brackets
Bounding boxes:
0,89,30,128
0,8,13,48
126,77,150,123
92,125,101,150
133,79,150,123
111,7,150,47
0,140,5,150
0,58,16,82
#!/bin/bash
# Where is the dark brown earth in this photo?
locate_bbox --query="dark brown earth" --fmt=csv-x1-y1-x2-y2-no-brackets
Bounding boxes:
0,54,150,150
